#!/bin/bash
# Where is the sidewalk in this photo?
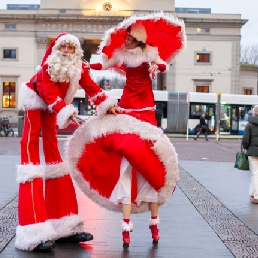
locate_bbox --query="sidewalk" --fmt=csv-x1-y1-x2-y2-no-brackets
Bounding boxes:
1,138,258,257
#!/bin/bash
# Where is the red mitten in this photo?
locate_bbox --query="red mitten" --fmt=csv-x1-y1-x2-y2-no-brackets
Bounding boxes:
90,63,103,70
157,64,166,72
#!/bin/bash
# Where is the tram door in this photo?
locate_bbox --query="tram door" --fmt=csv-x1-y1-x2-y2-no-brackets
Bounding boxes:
230,106,239,135
207,105,216,133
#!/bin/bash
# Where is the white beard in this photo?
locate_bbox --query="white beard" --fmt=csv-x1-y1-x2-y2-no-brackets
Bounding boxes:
46,50,81,83
45,50,82,104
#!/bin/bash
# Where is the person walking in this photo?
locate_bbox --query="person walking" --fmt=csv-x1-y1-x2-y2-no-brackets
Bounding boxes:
16,32,117,252
242,105,258,204
194,113,209,141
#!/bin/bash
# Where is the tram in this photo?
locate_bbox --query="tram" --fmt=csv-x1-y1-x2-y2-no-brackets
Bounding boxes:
74,89,258,135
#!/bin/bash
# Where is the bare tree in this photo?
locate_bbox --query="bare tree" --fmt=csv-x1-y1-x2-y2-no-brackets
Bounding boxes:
241,44,258,65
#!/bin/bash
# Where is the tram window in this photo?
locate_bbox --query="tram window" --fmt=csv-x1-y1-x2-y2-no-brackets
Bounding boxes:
190,104,207,118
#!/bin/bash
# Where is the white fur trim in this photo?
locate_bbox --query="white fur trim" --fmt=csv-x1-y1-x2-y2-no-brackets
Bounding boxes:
89,90,106,104
18,82,47,110
149,217,160,226
57,104,78,129
53,34,81,52
97,96,118,118
36,65,42,73
45,161,70,180
48,96,62,112
120,221,133,232
98,11,186,65
15,221,57,251
130,23,147,43
66,114,179,214
119,106,155,113
16,164,44,183
50,214,84,239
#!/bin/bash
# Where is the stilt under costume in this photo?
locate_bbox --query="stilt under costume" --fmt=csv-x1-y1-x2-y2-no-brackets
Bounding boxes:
16,33,116,251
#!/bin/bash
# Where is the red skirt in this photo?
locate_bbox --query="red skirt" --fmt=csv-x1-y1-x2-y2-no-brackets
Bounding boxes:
66,113,178,214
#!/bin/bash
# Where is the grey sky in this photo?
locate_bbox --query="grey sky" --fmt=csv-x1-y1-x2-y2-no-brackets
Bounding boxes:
0,0,257,45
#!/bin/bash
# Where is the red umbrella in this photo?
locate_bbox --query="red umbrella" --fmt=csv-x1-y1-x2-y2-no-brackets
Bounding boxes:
98,11,186,64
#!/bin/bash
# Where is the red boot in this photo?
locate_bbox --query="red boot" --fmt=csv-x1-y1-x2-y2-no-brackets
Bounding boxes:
121,221,133,248
149,217,160,245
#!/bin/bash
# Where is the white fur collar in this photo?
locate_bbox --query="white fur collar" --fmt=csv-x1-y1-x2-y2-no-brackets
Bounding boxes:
113,45,158,68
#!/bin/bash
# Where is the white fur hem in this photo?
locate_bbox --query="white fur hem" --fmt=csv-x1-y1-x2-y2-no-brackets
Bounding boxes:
45,161,70,180
120,221,133,232
16,164,44,183
97,96,118,118
149,217,160,226
66,114,179,214
49,214,84,239
18,82,47,110
15,221,57,251
57,104,78,129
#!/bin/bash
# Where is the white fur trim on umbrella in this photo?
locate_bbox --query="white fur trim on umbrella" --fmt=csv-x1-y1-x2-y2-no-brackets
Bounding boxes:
49,214,84,239
65,114,179,214
57,104,78,129
18,82,47,110
45,161,70,180
16,164,45,183
97,96,118,118
15,220,57,251
149,216,160,226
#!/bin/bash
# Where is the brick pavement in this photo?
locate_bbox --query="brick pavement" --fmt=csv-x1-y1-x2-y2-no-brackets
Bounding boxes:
0,137,257,257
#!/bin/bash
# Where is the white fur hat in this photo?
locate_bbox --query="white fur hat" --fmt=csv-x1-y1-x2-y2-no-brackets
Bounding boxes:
252,105,258,117
128,23,147,43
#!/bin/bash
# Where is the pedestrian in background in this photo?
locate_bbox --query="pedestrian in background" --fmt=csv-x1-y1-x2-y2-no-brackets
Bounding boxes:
194,113,209,141
242,105,258,204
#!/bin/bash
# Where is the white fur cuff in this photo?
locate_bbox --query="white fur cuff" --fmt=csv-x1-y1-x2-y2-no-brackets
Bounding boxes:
57,104,78,129
16,164,45,183
97,96,118,118
120,221,133,232
49,214,84,239
15,221,57,251
149,217,160,226
45,161,70,180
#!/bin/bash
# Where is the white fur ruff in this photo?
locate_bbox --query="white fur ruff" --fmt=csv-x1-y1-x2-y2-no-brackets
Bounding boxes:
16,164,45,183
65,114,179,214
98,11,187,65
18,83,47,110
15,221,57,251
120,221,133,232
45,161,70,180
149,217,160,226
49,214,84,239
57,104,78,129
97,96,118,118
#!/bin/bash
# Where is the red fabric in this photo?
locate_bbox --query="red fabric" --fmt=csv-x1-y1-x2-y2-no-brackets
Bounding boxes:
151,216,158,219
123,219,130,223
131,167,137,203
77,133,165,198
157,64,166,72
90,63,102,70
102,18,184,62
45,175,78,219
18,179,47,226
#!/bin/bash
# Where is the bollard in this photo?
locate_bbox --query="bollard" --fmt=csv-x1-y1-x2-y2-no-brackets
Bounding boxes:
18,116,24,137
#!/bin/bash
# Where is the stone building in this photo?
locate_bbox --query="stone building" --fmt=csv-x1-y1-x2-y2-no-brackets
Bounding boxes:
0,0,252,123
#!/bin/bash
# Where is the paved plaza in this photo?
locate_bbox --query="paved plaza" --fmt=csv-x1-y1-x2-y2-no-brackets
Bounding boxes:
1,136,258,257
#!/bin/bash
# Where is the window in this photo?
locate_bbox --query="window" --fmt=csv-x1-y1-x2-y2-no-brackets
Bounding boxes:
196,86,209,93
196,53,210,63
4,24,16,29
197,28,210,34
244,89,252,95
2,48,18,60
2,81,16,108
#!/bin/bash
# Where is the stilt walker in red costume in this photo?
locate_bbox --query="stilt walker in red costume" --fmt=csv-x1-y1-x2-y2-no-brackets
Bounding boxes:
66,12,186,249
16,33,117,252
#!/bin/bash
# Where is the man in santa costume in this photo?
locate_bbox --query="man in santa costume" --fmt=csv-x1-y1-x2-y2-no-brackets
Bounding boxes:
16,32,117,252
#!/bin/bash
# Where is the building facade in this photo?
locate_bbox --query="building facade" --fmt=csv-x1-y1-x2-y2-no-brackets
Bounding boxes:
0,0,251,123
